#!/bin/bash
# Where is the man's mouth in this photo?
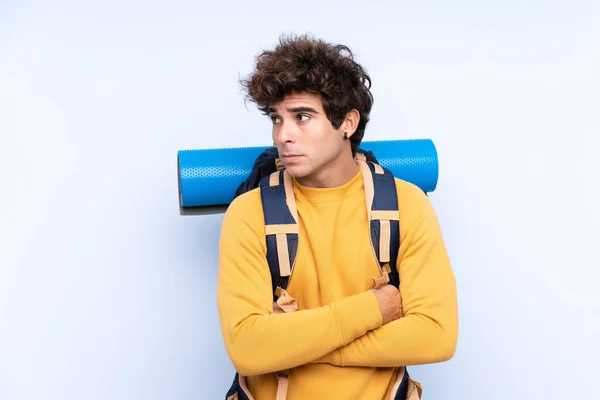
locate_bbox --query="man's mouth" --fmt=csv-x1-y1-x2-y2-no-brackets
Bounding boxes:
282,154,302,161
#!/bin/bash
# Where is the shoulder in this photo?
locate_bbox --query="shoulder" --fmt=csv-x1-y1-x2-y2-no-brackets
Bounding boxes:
393,177,440,231
393,177,430,209
224,186,264,222
221,187,265,237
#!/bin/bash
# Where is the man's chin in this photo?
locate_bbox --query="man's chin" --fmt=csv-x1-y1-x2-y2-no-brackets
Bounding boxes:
282,166,308,178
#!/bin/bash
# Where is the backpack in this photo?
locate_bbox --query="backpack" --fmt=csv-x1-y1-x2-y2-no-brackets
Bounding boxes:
234,147,401,296
226,146,420,400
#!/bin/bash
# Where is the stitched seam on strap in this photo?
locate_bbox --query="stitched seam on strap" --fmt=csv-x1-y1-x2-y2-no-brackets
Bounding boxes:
265,224,299,235
379,220,391,263
276,233,291,277
371,210,399,221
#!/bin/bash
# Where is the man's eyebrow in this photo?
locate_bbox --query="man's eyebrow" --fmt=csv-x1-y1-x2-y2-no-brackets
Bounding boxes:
287,106,319,114
266,106,320,114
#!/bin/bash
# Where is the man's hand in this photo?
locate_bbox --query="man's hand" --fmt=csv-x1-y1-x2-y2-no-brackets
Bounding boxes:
274,286,404,324
373,284,404,325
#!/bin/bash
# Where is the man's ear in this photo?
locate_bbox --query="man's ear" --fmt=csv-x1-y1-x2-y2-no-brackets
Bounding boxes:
343,109,361,138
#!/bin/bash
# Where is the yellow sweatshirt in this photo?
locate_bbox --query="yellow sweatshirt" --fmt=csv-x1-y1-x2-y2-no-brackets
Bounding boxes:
217,169,458,400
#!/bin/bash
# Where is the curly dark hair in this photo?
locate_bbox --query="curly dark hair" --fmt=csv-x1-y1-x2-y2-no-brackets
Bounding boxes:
241,34,374,155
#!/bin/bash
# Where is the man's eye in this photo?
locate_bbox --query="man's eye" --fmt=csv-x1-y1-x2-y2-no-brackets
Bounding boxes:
298,114,309,122
271,116,281,124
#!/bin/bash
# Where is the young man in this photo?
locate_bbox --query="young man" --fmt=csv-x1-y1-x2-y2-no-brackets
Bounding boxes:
216,34,458,400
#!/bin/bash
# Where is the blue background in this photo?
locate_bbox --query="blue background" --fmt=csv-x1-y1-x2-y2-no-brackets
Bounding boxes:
1,1,598,398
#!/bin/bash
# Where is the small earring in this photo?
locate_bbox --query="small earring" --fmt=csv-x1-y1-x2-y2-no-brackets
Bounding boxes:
343,132,348,139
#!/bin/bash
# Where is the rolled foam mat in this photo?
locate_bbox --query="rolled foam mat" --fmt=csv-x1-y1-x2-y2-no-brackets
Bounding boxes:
177,139,438,209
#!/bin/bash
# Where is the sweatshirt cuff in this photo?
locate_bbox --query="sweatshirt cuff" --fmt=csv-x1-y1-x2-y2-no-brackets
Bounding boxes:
334,291,382,345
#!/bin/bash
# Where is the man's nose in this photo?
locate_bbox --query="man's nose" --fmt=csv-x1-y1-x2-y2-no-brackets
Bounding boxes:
275,120,296,144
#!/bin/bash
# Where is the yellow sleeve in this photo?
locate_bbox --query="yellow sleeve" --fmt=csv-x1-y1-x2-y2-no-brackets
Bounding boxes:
315,181,458,367
216,189,383,376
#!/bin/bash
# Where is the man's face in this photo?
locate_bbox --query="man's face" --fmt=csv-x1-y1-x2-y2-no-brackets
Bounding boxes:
268,92,350,187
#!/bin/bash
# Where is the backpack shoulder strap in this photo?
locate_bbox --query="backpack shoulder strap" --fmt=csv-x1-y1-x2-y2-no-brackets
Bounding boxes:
357,158,401,289
258,170,299,312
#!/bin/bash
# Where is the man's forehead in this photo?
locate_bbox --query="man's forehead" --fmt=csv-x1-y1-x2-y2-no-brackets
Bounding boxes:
269,93,322,111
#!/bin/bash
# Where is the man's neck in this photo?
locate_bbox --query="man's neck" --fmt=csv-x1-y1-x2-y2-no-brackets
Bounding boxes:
295,153,359,189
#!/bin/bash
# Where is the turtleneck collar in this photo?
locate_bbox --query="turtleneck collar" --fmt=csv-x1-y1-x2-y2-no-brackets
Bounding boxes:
291,168,363,203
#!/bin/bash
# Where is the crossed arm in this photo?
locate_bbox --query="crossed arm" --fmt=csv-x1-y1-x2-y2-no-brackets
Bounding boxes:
311,208,458,368
216,200,384,376
216,188,458,376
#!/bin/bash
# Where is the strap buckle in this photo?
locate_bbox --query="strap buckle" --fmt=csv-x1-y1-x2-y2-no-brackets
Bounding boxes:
274,287,298,313
372,263,391,289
